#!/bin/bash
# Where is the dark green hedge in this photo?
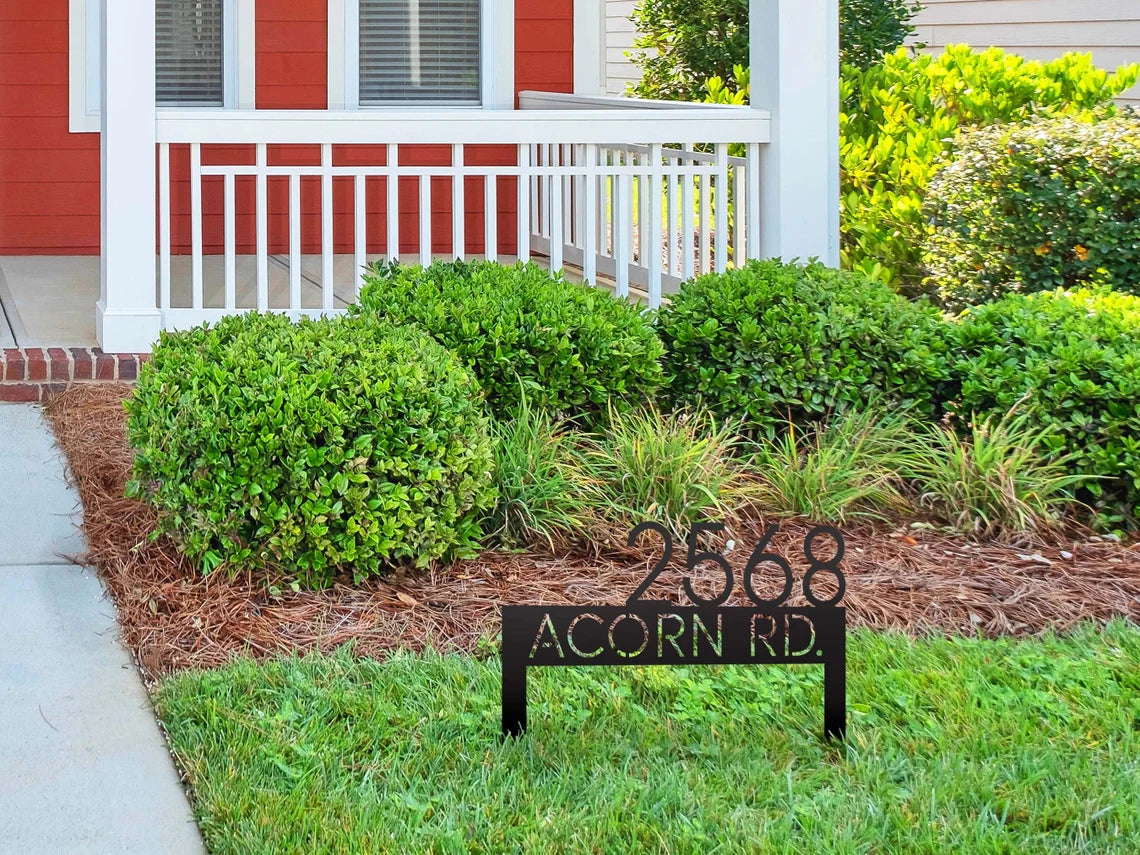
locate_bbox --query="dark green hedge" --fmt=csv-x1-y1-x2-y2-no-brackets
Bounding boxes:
657,260,950,435
949,288,1140,527
353,260,664,423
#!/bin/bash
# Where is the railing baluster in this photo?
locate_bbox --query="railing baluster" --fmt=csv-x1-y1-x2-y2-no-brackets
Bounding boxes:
598,148,608,258
616,151,632,298
289,173,301,310
562,143,572,249
158,143,171,311
549,154,564,273
639,149,651,268
517,144,531,263
386,143,400,263
747,143,762,261
485,175,498,263
681,144,695,282
699,163,711,275
648,142,663,307
419,171,432,267
714,144,729,274
452,143,465,260
256,143,268,311
582,143,598,284
529,144,540,239
667,150,678,278
354,173,367,298
224,172,236,311
189,142,203,310
574,144,586,252
320,143,334,312
732,157,745,268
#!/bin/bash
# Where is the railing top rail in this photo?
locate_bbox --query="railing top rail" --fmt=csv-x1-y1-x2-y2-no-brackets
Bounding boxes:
517,90,751,112
155,107,771,146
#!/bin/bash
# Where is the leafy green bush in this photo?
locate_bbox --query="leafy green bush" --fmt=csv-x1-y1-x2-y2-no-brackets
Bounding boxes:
841,47,1137,293
925,117,1140,309
126,314,496,587
949,289,1140,529
353,260,664,423
630,0,922,102
657,260,950,436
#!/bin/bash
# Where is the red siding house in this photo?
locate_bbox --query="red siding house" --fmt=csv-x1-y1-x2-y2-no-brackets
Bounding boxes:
0,1,839,353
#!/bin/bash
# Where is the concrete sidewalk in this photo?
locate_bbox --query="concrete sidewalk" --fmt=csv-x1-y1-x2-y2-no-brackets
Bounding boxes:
0,404,203,853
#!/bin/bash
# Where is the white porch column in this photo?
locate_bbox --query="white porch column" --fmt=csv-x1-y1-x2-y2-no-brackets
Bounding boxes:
574,0,605,95
97,0,162,353
750,0,840,266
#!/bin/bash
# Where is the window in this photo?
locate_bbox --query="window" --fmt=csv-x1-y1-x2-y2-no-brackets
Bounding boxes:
71,0,251,132
358,0,482,105
156,0,225,106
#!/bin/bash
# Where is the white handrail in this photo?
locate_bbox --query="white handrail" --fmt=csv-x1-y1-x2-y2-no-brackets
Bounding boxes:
517,90,748,112
155,108,770,146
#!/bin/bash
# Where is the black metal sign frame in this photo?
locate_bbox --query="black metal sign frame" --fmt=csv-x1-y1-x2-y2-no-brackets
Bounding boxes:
501,522,848,741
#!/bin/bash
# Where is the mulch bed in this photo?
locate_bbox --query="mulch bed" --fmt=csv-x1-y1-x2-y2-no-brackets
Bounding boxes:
44,384,1140,682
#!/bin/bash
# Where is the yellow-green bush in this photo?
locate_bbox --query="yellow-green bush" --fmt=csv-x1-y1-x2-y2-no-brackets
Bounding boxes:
841,47,1137,294
925,116,1140,308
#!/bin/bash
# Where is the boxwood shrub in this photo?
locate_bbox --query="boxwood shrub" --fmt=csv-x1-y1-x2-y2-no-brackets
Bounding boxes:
926,117,1140,309
657,260,950,435
125,313,496,588
352,260,664,423
949,288,1140,528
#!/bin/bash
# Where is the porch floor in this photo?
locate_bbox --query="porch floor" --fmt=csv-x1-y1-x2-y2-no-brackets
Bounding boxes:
0,253,578,350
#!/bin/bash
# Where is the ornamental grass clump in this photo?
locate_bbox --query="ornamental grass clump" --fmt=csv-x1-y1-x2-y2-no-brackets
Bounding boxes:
482,396,588,551
747,407,914,523
353,259,664,424
903,411,1087,539
570,406,752,541
125,313,496,588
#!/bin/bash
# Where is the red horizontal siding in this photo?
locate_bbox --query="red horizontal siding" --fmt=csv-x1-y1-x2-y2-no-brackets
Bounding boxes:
0,0,575,257
0,0,100,254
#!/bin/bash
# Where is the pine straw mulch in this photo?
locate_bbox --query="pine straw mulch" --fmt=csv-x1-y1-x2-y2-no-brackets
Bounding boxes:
44,384,1140,683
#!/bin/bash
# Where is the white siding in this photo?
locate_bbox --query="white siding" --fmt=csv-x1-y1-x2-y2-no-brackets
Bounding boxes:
909,0,1140,106
605,0,641,94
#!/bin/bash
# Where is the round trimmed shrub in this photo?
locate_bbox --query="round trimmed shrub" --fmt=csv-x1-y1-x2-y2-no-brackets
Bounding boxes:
657,260,951,435
125,313,496,587
352,260,664,423
925,116,1140,309
949,288,1140,528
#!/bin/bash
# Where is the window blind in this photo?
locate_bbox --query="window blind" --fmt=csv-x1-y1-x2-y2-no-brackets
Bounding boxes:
359,0,481,105
156,0,225,106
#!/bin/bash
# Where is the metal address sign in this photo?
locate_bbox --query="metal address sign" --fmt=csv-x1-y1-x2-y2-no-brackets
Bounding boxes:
502,522,848,741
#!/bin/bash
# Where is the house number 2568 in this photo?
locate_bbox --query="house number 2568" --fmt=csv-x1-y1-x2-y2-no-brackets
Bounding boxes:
625,521,846,609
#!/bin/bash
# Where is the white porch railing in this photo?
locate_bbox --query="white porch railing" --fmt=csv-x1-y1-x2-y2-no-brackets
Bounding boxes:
153,98,770,330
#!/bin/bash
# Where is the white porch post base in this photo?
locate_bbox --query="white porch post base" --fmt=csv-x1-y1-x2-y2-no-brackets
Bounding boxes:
96,302,163,353
100,0,159,357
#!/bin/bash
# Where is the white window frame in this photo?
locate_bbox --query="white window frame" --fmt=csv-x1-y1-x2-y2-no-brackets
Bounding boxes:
328,0,515,110
69,0,256,133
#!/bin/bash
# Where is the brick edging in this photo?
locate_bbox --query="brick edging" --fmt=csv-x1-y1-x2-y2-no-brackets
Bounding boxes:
1,348,148,403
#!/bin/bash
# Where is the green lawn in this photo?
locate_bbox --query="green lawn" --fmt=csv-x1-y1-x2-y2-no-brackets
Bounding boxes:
156,624,1140,854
